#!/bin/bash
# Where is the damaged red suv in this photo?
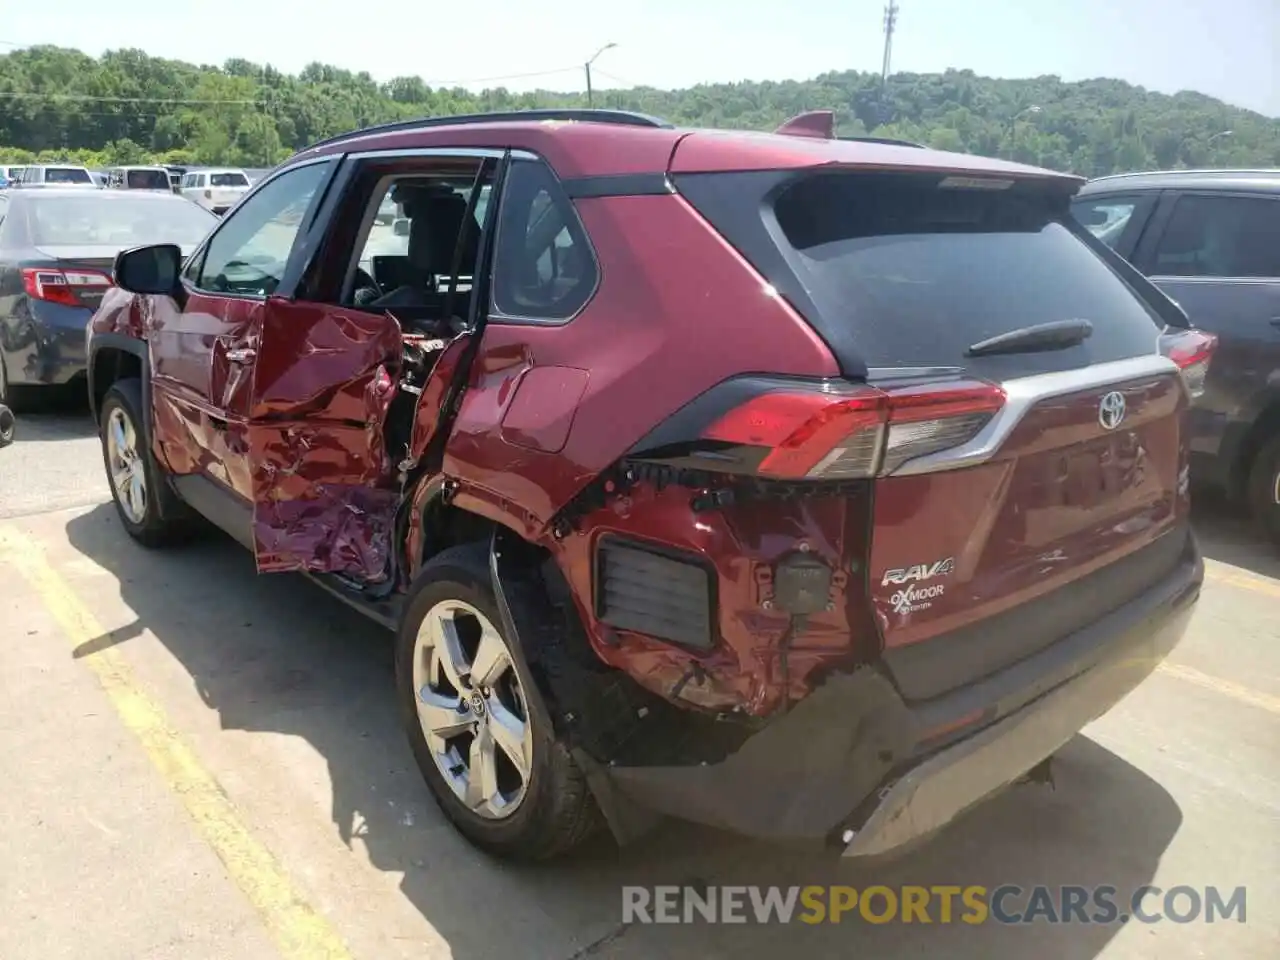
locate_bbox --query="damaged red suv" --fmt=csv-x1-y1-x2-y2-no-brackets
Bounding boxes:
87,108,1212,861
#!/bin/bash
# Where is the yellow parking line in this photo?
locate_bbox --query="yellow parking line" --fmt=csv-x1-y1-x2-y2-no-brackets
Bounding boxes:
1204,560,1280,599
0,525,354,960
1156,661,1280,716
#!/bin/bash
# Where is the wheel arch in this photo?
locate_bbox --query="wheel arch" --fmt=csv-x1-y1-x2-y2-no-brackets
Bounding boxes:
1230,394,1280,500
88,334,149,426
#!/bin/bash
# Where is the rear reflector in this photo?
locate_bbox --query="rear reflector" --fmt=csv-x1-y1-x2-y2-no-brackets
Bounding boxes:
21,267,112,307
703,380,1005,480
1160,328,1217,399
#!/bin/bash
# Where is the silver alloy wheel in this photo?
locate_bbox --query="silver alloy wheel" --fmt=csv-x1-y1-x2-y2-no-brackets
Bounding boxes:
105,406,147,524
412,599,534,820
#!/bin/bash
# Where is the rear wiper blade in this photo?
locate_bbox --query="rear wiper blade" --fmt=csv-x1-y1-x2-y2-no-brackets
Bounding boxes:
965,319,1094,358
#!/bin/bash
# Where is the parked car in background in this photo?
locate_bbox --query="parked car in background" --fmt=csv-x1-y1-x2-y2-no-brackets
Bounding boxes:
105,166,175,192
179,167,251,214
1072,169,1280,543
163,165,188,193
87,107,1206,863
0,188,217,410
1,166,25,188
13,164,98,188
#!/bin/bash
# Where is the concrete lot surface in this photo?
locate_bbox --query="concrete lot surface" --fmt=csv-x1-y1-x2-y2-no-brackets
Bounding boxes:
0,408,1276,960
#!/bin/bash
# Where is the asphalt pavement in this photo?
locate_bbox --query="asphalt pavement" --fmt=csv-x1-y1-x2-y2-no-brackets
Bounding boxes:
0,404,1276,960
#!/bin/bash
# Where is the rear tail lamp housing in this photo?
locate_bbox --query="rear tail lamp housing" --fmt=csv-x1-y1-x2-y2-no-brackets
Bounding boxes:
701,378,1005,480
1159,327,1217,399
21,267,112,307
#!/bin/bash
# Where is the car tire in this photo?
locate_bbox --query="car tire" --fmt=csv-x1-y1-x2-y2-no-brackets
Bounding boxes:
1247,434,1280,547
0,404,13,448
98,378,194,547
395,542,600,861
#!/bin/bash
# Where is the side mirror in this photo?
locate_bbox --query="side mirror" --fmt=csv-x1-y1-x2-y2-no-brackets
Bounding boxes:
393,217,411,237
114,243,183,296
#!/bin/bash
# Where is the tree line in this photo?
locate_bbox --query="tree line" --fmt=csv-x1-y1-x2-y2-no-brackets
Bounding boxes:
1,44,1277,177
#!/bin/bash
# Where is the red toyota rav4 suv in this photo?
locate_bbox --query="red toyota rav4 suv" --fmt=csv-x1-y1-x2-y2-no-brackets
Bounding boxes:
87,108,1212,861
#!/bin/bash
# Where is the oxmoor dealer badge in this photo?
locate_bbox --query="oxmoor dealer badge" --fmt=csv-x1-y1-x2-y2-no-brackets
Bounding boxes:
891,582,946,614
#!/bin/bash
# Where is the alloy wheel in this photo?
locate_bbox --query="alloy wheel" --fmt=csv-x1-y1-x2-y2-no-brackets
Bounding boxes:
105,406,147,524
412,600,534,820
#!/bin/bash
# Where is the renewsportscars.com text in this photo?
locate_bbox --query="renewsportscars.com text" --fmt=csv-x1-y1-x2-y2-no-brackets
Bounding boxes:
621,884,1247,925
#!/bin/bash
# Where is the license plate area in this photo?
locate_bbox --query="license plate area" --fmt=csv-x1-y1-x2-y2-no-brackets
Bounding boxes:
1052,434,1144,510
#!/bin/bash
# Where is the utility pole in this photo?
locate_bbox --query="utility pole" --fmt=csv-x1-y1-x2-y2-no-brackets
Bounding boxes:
585,43,617,109
881,1,899,89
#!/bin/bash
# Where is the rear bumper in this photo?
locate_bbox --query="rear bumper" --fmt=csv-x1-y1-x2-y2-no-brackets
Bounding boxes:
602,529,1202,853
7,300,90,386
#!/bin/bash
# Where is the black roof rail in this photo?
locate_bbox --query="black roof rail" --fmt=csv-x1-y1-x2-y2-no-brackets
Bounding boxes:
305,108,674,152
837,135,926,149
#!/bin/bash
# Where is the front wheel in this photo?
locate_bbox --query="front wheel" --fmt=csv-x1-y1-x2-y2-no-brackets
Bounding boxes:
395,543,600,860
98,379,194,547
1247,434,1280,548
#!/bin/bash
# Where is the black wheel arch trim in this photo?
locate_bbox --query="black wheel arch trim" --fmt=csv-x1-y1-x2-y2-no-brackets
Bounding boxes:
87,333,150,427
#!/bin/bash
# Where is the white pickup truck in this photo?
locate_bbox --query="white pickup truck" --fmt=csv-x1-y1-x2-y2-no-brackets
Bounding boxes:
179,168,251,215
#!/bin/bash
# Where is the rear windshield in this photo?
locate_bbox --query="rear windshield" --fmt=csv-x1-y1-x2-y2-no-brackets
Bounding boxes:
211,172,249,187
25,194,216,247
46,167,92,184
680,170,1164,376
127,169,171,189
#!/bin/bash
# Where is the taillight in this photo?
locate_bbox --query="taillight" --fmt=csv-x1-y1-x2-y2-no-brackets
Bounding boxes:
1160,328,1217,399
21,267,112,307
702,380,1005,480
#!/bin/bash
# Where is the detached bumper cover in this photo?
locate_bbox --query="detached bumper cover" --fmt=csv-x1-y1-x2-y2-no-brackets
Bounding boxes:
602,532,1202,854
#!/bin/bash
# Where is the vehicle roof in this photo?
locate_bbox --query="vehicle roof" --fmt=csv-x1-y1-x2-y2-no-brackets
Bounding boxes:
110,164,170,170
294,113,1077,183
1079,168,1280,195
27,162,92,169
8,186,195,202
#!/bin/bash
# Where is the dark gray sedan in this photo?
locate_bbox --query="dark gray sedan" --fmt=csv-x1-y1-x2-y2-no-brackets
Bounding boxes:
0,188,216,408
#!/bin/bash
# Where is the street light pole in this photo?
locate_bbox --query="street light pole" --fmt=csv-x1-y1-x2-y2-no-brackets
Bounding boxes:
585,43,617,108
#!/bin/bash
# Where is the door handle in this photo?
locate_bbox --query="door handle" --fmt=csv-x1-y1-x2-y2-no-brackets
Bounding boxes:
226,348,256,363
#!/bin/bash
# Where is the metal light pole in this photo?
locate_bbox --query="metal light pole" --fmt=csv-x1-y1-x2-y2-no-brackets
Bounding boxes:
585,43,617,108
1006,104,1041,135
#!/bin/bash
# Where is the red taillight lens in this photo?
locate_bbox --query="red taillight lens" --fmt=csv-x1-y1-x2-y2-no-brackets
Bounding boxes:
702,380,1005,479
1160,328,1217,399
21,267,112,307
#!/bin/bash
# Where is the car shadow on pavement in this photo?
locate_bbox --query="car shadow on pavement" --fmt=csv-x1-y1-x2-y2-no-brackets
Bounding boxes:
5,410,97,444
1190,495,1280,581
64,504,1182,960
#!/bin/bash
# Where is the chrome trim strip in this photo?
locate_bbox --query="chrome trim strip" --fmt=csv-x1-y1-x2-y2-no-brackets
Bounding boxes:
888,354,1180,477
342,146,531,162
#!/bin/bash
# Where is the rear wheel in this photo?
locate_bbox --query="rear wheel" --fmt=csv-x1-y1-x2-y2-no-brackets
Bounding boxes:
0,358,13,447
98,378,194,547
395,543,599,860
1247,434,1280,547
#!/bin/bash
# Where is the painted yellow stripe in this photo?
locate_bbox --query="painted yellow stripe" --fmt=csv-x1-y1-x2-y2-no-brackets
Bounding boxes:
1157,661,1280,716
0,525,354,960
1204,560,1280,599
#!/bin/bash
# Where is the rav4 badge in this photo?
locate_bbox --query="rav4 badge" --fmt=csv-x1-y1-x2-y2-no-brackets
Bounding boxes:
881,557,955,587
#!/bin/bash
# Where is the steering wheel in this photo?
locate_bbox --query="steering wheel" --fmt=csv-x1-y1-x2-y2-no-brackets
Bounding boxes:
351,267,382,307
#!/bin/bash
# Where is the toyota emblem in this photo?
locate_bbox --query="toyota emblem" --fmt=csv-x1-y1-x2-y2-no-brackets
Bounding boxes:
1098,391,1127,430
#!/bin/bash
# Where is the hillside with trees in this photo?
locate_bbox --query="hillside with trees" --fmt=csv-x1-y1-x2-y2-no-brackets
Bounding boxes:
2,44,1278,176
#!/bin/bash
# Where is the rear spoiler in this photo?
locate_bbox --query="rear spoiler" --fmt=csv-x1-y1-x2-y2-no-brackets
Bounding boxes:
774,110,925,149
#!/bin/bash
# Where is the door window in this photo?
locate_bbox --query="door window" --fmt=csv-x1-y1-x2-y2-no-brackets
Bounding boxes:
190,160,331,297
1071,195,1146,250
1152,195,1280,279
490,158,597,322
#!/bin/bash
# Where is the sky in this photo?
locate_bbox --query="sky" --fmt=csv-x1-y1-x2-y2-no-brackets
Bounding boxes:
2,0,1277,116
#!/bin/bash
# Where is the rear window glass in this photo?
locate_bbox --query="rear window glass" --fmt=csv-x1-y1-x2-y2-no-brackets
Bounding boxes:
45,167,92,184
768,173,1162,371
26,194,216,247
127,169,171,189
211,172,249,187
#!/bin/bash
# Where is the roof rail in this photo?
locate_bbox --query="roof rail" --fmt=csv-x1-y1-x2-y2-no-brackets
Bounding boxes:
837,135,926,149
305,108,674,151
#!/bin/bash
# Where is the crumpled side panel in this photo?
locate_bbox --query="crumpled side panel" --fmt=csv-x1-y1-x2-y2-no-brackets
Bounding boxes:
247,301,403,579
